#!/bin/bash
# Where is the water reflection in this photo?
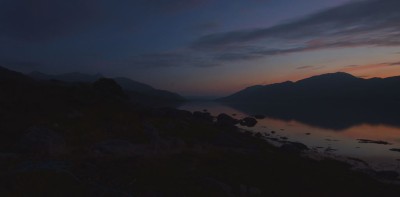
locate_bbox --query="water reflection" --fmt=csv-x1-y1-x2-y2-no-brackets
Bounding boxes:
224,102,400,130
178,101,400,172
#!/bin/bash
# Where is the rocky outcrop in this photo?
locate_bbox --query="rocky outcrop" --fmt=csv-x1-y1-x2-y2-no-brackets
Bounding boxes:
19,127,66,157
216,113,239,127
193,111,213,122
253,114,266,119
239,117,258,127
91,139,140,156
280,142,309,153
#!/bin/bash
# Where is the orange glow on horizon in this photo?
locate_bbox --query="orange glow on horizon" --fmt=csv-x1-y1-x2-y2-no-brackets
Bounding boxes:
182,60,400,97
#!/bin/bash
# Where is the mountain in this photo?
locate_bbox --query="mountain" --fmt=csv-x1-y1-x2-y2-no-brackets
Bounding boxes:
29,71,103,83
219,72,400,103
29,71,185,102
113,77,184,102
0,66,34,84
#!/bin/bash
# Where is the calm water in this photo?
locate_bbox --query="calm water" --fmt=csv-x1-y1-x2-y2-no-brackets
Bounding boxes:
179,101,400,172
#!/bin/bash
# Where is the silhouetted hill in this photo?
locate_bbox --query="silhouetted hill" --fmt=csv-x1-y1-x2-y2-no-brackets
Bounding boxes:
0,66,37,102
113,77,185,103
29,71,185,103
219,72,400,103
30,71,103,83
0,66,34,84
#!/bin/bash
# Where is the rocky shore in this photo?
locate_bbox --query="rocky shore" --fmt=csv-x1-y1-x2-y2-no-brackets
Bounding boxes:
1,68,400,196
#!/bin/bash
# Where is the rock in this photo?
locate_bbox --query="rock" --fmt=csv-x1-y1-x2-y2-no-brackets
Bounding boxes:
200,177,233,196
193,111,213,122
280,142,309,153
19,127,66,157
389,148,400,152
325,147,337,152
213,132,243,147
253,114,266,119
240,184,261,196
66,110,83,120
357,139,391,145
249,186,262,195
0,153,19,160
16,161,68,172
143,123,172,153
159,108,192,119
376,170,399,180
254,132,263,138
239,117,258,127
216,113,239,126
170,137,186,149
92,140,137,156
267,137,279,142
6,170,86,196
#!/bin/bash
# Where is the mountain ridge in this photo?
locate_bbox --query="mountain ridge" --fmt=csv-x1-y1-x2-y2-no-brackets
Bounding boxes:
28,71,185,102
219,72,400,103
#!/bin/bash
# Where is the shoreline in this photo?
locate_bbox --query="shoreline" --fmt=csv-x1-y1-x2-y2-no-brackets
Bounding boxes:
248,128,400,184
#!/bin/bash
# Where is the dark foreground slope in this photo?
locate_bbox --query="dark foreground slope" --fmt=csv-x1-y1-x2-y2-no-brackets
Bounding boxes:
1,67,400,196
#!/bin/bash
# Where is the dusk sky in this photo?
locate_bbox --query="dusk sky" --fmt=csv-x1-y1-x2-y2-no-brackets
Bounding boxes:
1,0,400,97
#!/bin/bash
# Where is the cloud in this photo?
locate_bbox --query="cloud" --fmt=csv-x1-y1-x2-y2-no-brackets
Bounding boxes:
344,65,359,68
388,61,400,66
340,60,400,72
296,65,314,70
128,52,219,68
191,0,400,61
341,63,387,72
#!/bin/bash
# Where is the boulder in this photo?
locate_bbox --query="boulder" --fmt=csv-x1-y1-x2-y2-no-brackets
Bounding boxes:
376,170,399,180
159,108,192,119
253,114,266,119
389,148,400,152
193,111,213,122
280,142,309,153
19,127,66,157
91,139,137,156
239,117,258,127
216,113,239,126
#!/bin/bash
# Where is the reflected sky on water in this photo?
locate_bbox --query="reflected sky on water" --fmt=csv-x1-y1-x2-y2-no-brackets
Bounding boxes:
179,101,400,172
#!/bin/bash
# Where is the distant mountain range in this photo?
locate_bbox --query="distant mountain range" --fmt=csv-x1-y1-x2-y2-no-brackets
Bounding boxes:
218,72,400,130
29,71,185,102
219,72,400,103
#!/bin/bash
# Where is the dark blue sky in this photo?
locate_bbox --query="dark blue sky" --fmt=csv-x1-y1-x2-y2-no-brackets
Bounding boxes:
1,0,400,97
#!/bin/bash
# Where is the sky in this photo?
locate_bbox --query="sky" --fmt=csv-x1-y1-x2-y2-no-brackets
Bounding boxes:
1,0,400,97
